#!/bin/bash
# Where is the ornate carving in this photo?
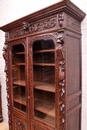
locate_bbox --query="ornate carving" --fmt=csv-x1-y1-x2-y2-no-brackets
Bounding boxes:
58,13,64,27
9,17,57,39
3,33,11,125
56,31,66,130
16,120,25,130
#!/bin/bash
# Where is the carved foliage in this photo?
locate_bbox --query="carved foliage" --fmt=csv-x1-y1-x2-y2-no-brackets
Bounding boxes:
56,31,66,129
9,17,57,39
16,120,25,130
3,32,11,124
58,12,64,27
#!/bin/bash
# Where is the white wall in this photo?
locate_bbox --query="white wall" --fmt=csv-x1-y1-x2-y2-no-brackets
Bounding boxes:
0,0,87,129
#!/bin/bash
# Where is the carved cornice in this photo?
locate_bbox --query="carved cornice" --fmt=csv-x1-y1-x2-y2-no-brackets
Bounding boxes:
9,16,57,39
67,0,85,19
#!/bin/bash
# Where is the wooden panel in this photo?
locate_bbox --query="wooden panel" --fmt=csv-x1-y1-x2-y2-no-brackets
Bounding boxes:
13,114,28,130
67,96,80,110
67,109,80,130
66,34,81,95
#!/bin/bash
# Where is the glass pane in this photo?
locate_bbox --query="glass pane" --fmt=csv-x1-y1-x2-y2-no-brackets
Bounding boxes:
11,44,26,112
33,39,55,125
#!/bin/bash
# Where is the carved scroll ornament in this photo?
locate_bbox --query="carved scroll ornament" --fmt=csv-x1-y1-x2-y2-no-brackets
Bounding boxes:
9,17,57,39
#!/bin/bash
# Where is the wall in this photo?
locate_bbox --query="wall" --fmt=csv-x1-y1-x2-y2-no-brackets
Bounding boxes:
0,0,87,129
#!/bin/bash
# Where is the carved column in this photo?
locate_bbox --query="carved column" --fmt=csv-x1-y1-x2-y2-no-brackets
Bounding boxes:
3,32,11,128
0,83,3,122
56,31,66,130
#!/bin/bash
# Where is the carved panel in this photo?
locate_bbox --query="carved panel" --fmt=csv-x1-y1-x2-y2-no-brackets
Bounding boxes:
9,16,57,39
66,14,80,31
16,120,26,130
56,31,66,130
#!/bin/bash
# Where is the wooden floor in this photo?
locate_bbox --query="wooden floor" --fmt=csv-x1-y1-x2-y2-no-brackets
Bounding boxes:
0,122,9,130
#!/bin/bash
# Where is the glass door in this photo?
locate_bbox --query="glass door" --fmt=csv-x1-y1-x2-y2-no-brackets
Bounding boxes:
11,44,26,113
33,39,55,125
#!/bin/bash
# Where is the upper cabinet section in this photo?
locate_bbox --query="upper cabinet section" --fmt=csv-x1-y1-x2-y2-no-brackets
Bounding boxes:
0,0,86,40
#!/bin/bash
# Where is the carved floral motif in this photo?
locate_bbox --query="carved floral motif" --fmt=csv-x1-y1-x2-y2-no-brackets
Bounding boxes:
56,31,66,130
9,17,57,39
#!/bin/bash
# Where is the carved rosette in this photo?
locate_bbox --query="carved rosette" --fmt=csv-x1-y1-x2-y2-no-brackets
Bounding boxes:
58,12,64,27
56,31,66,130
16,120,25,130
3,32,11,125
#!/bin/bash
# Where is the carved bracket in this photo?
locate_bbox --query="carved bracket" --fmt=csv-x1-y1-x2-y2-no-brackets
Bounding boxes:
58,12,64,27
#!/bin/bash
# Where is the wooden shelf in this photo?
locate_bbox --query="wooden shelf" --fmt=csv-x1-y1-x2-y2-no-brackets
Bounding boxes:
33,63,55,66
36,107,55,117
12,63,25,66
14,95,26,106
34,49,55,53
35,99,55,117
15,52,25,55
13,80,25,86
34,82,55,92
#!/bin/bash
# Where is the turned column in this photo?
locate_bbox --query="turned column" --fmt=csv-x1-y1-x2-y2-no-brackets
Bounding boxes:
0,83,3,122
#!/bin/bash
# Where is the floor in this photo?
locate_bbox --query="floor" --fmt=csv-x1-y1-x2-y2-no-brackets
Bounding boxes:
0,122,9,130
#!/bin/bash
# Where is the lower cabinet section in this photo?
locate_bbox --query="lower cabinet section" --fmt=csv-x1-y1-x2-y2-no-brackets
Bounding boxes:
13,114,28,130
31,119,55,130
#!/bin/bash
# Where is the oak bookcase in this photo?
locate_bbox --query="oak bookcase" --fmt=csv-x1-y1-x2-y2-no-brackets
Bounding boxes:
0,0,85,130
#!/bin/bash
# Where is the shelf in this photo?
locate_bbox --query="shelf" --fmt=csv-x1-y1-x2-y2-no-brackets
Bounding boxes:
35,115,55,126
12,63,25,66
15,52,25,55
36,107,55,117
34,82,55,92
14,95,26,106
33,63,55,66
34,49,55,53
13,80,25,86
35,99,55,117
